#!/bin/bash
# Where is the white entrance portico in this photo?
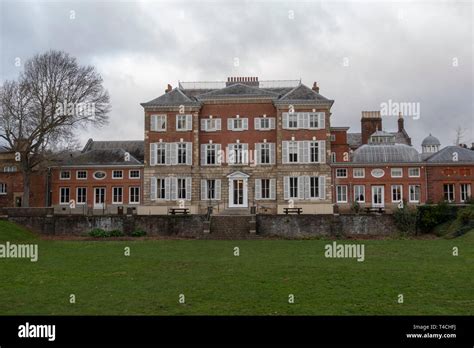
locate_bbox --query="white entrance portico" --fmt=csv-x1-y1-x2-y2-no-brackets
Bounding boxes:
227,171,249,208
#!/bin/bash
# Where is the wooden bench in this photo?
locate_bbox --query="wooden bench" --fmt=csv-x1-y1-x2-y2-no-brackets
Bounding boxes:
364,207,385,214
168,208,190,215
283,207,302,215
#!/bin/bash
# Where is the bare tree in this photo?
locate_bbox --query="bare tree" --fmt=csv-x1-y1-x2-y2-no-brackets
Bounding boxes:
453,125,465,146
0,50,110,207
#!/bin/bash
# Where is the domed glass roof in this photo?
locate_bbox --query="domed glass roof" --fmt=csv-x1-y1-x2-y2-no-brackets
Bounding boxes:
352,144,421,163
422,134,440,146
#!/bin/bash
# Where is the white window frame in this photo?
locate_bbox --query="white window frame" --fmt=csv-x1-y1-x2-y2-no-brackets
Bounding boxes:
409,185,420,203
353,168,365,178
228,143,248,165
60,187,70,205
60,170,71,180
460,183,471,202
201,179,221,201
112,170,123,179
336,168,348,178
201,118,221,132
228,117,248,131
391,168,403,178
76,170,87,180
76,187,87,204
443,183,455,202
112,187,123,204
254,117,275,131
0,183,7,195
3,166,17,173
408,167,420,178
129,186,140,204
336,185,348,203
150,114,167,132
391,185,403,203
176,114,192,131
354,185,365,203
129,170,140,179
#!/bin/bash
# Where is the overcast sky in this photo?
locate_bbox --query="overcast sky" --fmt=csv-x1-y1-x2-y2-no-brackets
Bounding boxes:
0,0,472,150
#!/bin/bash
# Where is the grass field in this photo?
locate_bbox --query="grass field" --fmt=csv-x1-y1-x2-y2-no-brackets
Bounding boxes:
0,220,472,315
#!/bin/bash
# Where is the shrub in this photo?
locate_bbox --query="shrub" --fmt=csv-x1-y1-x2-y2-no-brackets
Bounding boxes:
109,229,124,237
393,203,418,235
417,202,457,233
131,230,147,237
88,228,109,238
351,201,361,214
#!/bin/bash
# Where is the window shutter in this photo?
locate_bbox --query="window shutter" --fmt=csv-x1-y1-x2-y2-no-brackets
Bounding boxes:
216,144,222,165
255,143,261,164
151,115,157,131
215,118,221,130
150,177,157,200
215,179,221,200
298,177,305,200
186,177,192,200
169,143,177,165
319,112,325,130
201,180,207,200
270,179,276,199
319,140,326,163
201,119,207,131
150,143,157,166
186,143,192,165
297,113,304,129
227,118,233,130
304,176,310,199
200,144,206,165
242,118,248,130
186,114,193,130
303,141,309,163
319,176,326,199
227,144,233,164
269,143,275,164
282,141,289,164
170,177,177,201
282,113,289,129
269,117,276,129
165,177,171,200
254,118,260,130
298,141,304,164
283,176,289,200
255,179,261,200
242,144,249,164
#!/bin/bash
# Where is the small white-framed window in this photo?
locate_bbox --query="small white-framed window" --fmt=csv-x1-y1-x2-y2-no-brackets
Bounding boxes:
409,185,420,203
408,167,420,177
353,168,365,178
176,114,192,131
129,187,140,204
288,113,298,129
129,170,140,179
391,168,403,178
201,118,221,131
0,183,7,194
93,171,106,180
460,183,471,202
330,134,336,142
354,185,365,203
60,187,70,204
336,168,347,178
150,114,166,131
76,170,87,180
112,170,123,179
3,166,17,172
255,117,275,130
336,185,348,203
76,187,87,204
60,171,71,180
391,185,403,202
228,117,248,131
443,183,455,202
112,187,123,204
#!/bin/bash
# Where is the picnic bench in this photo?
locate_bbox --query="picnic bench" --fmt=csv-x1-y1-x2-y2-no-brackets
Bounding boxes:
168,208,190,215
283,207,302,215
364,207,385,214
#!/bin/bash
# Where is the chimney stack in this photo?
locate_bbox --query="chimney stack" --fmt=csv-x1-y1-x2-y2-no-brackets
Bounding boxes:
312,82,319,93
361,111,382,145
165,84,172,93
398,112,404,132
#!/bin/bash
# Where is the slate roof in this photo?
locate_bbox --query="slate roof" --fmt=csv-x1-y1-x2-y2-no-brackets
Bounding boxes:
142,81,333,106
424,146,474,163
421,134,441,146
352,144,421,163
347,131,411,150
82,139,144,162
60,148,142,166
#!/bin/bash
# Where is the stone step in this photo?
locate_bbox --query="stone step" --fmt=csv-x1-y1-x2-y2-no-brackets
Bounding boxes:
202,215,260,240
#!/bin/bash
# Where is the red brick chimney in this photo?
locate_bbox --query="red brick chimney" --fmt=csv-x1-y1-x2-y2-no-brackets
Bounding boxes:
361,111,382,145
398,112,404,132
165,84,172,93
312,82,319,93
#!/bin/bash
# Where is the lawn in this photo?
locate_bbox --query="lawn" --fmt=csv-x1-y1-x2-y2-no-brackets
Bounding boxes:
0,220,472,315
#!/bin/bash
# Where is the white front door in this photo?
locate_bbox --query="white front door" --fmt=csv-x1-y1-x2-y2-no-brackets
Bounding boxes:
371,186,384,207
228,178,248,208
94,187,105,209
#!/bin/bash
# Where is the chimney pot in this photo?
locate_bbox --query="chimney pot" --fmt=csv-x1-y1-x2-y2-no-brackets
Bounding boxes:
165,84,172,93
312,82,320,93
